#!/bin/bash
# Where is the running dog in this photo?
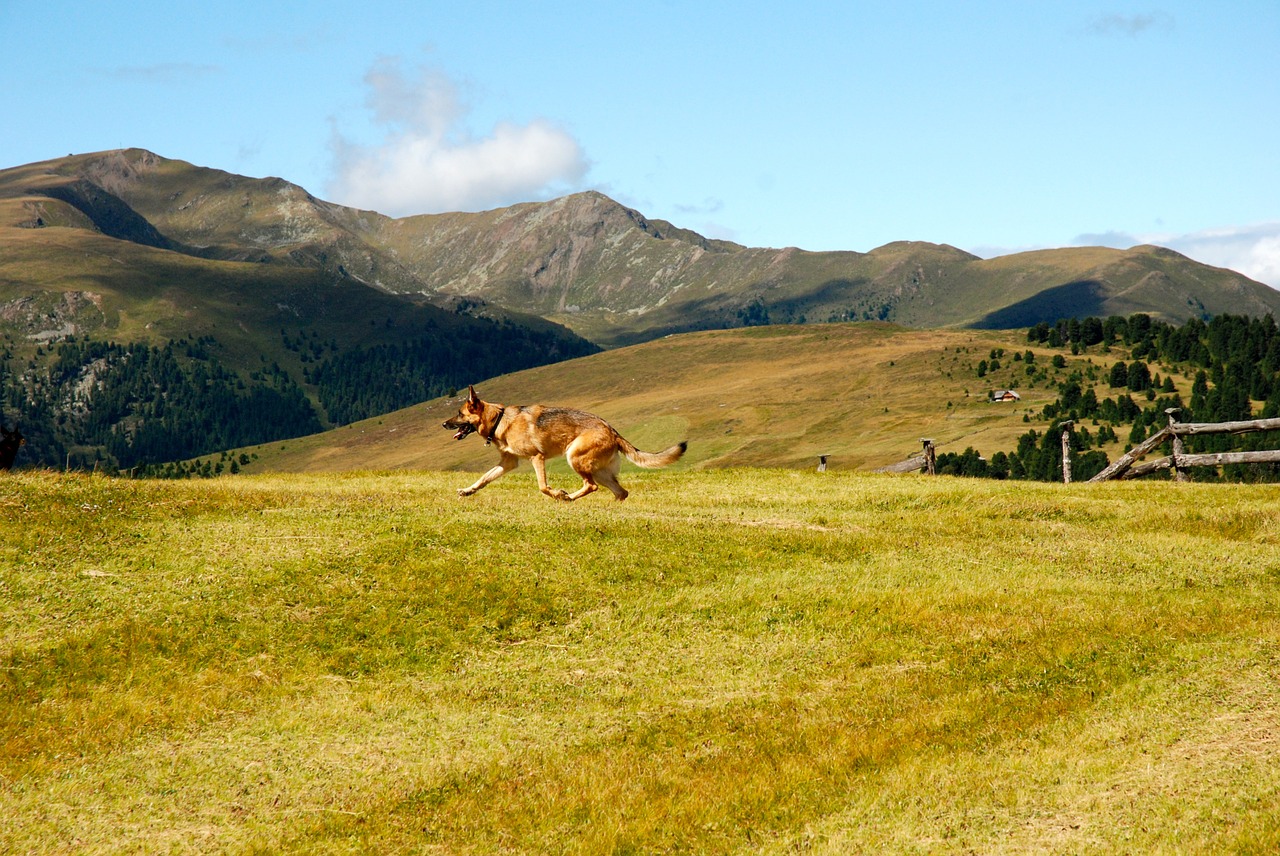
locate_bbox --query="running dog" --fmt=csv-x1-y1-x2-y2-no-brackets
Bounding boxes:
442,386,686,501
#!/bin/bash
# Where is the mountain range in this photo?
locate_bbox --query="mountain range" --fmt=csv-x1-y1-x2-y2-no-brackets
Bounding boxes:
5,149,1278,348
2,147,1279,470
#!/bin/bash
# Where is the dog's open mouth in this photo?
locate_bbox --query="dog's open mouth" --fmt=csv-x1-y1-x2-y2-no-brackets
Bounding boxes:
445,422,476,441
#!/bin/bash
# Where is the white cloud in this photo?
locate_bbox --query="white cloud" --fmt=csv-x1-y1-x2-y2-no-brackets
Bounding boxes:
1154,223,1280,290
971,223,1280,291
1065,223,1280,290
328,60,588,216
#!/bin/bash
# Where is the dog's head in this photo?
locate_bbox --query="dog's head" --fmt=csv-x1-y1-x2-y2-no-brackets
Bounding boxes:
442,386,483,441
1,425,22,447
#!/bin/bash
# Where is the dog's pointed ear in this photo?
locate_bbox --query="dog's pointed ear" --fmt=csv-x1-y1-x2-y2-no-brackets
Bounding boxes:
467,385,479,404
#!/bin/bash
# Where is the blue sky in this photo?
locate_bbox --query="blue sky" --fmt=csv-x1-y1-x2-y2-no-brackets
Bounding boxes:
2,1,1278,287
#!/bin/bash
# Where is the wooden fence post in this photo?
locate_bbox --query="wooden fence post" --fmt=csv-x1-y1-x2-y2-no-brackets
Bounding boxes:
1060,421,1074,484
1166,408,1188,482
921,439,936,476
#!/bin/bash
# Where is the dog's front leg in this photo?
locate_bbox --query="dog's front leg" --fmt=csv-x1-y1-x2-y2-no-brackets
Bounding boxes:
531,454,570,500
458,453,519,497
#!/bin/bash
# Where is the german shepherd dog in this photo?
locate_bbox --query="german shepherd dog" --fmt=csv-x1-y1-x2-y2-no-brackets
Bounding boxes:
443,386,686,501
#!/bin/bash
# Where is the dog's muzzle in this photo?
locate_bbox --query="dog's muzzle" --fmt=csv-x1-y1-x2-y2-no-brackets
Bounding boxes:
443,420,476,441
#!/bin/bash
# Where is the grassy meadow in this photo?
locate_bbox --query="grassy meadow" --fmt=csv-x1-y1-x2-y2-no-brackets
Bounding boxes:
233,322,1130,477
3,467,1278,853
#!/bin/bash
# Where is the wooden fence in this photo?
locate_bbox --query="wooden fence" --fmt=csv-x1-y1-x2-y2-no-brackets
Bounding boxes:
873,439,938,475
1087,411,1280,482
882,414,1280,482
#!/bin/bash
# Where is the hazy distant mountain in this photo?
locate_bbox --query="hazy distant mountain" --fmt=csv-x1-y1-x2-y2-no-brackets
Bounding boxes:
4,149,1277,351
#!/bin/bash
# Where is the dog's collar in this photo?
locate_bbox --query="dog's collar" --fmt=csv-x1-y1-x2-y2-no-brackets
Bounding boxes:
483,407,506,445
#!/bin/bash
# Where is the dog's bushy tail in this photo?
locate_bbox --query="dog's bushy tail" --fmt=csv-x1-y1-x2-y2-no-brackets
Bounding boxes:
617,436,688,468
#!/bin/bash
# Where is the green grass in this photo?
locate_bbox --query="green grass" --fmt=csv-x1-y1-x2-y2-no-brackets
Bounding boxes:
0,216,530,367
3,469,1278,853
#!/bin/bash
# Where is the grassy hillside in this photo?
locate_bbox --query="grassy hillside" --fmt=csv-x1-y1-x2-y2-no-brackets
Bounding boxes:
0,150,597,383
966,245,1267,328
0,187,598,468
234,322,1172,477
0,211,370,356
0,203,592,375
3,469,1277,852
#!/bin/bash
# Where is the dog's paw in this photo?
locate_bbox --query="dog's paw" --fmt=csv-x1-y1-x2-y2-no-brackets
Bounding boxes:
457,487,475,497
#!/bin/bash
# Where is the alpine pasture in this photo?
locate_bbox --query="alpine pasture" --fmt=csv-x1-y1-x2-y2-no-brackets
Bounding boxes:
3,467,1278,853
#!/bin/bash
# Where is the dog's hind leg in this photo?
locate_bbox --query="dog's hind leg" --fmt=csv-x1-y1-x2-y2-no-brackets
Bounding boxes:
594,455,628,501
531,454,570,501
568,450,624,501
565,473,599,501
563,437,612,501
458,453,519,497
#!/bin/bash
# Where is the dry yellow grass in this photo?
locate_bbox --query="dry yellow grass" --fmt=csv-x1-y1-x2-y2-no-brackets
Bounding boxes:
2,468,1277,853
239,322,1128,478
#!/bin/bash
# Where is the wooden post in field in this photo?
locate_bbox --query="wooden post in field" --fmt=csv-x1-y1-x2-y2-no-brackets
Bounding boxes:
920,439,936,475
1060,421,1074,484
1166,408,1188,482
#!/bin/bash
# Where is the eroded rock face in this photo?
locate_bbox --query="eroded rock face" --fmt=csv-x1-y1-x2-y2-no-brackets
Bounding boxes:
0,291,105,341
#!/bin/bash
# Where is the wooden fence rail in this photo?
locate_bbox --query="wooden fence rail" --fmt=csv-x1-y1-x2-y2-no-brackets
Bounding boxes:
884,415,1280,482
1167,416,1280,436
1123,449,1280,479
1088,411,1280,482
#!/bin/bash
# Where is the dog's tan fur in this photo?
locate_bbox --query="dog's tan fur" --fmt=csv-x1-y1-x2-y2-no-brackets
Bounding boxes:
442,386,686,501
